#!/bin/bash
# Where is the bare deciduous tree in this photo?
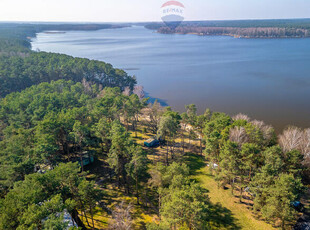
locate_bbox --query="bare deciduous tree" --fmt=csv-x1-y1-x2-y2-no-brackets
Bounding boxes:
98,84,103,92
82,78,92,94
279,126,303,153
133,85,145,100
122,86,131,96
229,126,249,145
301,129,310,164
232,113,251,122
109,201,133,230
251,120,274,141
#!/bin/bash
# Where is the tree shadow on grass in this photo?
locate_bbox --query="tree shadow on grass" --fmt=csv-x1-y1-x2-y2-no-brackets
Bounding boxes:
184,154,241,229
183,153,206,175
208,202,241,230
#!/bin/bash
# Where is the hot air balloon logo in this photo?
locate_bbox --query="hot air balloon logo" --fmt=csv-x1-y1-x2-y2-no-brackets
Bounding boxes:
161,1,185,30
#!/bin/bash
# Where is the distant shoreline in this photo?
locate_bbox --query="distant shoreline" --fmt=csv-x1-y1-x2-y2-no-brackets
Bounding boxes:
157,31,310,39
43,31,66,34
145,19,310,39
154,27,310,39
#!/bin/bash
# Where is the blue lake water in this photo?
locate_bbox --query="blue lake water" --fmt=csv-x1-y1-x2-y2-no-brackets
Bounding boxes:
31,26,310,131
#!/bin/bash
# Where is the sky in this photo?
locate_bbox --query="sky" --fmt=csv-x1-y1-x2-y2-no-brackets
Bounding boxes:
0,0,310,22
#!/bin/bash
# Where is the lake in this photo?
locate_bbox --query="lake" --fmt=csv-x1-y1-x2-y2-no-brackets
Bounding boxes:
31,26,310,131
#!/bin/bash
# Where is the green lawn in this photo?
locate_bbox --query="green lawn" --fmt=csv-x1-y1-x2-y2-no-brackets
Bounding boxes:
185,154,276,230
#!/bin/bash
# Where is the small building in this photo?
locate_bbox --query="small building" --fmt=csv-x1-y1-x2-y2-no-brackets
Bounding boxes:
144,138,160,148
79,153,94,167
71,151,95,167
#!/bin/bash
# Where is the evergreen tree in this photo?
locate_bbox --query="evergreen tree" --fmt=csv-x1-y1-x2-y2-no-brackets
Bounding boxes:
108,121,133,192
126,146,149,204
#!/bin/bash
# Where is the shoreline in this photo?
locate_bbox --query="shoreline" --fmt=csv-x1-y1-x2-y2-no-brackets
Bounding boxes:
155,30,310,39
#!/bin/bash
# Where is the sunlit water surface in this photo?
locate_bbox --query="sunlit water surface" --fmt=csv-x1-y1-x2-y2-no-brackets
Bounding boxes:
32,26,310,131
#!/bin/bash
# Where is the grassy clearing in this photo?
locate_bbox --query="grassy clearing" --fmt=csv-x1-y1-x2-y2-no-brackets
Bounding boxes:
185,154,276,230
79,206,110,229
132,127,276,230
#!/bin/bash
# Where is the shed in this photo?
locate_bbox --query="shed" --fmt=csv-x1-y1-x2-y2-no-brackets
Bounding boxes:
144,138,160,148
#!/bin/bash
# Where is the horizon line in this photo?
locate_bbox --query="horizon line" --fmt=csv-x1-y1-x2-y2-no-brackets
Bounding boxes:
1,17,310,24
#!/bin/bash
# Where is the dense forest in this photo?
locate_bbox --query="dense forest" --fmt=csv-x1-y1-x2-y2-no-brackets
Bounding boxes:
0,23,136,97
0,23,128,53
0,22,309,230
0,52,136,97
0,79,309,229
145,19,310,38
0,80,147,229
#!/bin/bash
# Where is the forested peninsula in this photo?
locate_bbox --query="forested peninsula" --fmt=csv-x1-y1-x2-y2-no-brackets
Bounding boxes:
0,23,135,97
0,22,309,230
145,19,310,38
